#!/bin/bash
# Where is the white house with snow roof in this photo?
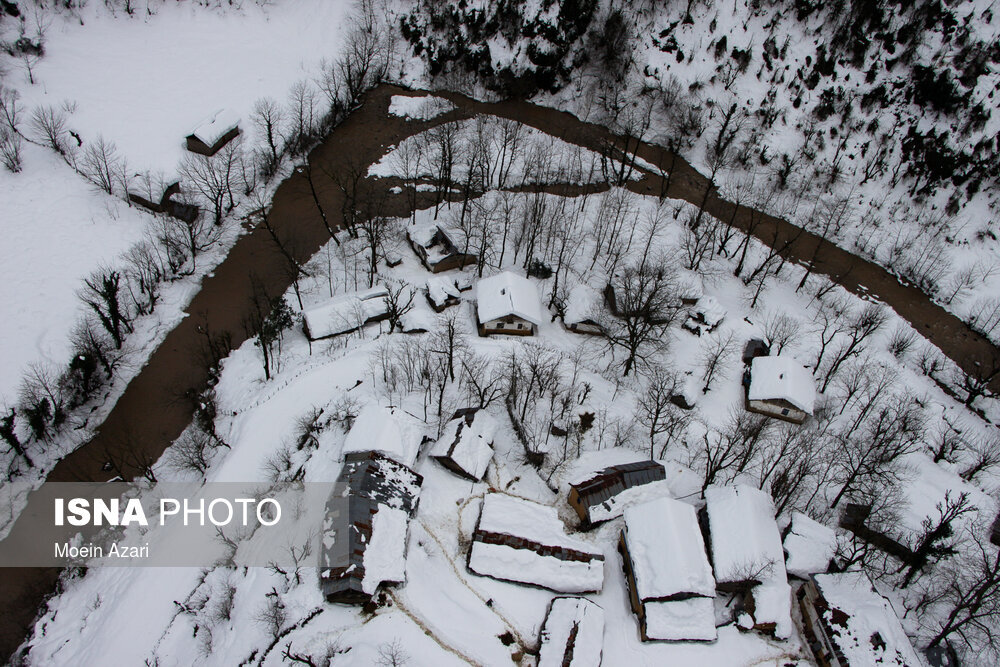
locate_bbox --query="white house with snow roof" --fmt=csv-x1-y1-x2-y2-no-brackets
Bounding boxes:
746,355,816,424
475,271,543,336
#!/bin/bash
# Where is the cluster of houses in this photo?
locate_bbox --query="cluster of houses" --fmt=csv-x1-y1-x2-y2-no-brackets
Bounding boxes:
307,220,923,662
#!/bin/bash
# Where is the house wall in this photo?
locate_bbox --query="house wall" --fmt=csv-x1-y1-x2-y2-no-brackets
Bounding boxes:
747,399,807,424
479,315,534,337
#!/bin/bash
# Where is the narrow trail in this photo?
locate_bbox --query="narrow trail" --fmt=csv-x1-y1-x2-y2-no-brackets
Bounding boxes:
1,81,998,661
386,590,480,666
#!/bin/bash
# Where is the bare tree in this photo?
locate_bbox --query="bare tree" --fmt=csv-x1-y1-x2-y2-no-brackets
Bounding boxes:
762,310,801,355
179,150,234,227
383,279,416,332
251,97,284,172
80,267,134,349
0,126,22,172
636,365,689,458
80,135,121,195
700,332,735,393
30,105,69,156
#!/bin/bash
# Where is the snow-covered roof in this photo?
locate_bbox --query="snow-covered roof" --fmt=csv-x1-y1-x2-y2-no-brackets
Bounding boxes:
569,460,669,524
301,286,389,339
407,221,439,248
748,355,816,414
812,572,922,666
426,275,461,307
360,504,409,594
400,305,436,333
189,109,240,147
469,494,604,593
538,597,605,667
342,404,424,468
694,296,726,327
476,271,543,326
564,283,601,325
704,485,787,586
644,597,717,642
750,579,793,639
430,410,497,480
784,512,837,579
622,497,715,600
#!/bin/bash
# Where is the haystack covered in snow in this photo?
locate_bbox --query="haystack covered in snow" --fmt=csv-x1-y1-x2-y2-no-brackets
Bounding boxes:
746,355,816,424
301,286,390,341
568,460,668,526
407,221,478,273
342,404,424,468
704,485,792,638
537,596,605,667
430,409,498,481
476,271,543,336
563,284,604,335
320,451,423,603
468,494,604,593
682,296,726,336
619,497,717,642
426,275,462,312
784,512,837,579
185,109,240,156
799,572,921,667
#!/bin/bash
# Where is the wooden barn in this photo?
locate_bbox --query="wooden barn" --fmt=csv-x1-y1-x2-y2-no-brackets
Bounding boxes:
185,109,241,156
567,460,667,526
467,494,604,593
128,180,199,223
563,284,604,335
476,271,543,336
426,275,462,312
798,572,922,667
745,355,816,424
537,596,605,667
619,497,717,642
407,222,478,273
430,409,498,481
301,286,390,341
320,451,423,604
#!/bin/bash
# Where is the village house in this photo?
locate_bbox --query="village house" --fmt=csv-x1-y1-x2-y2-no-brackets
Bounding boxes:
301,286,390,341
430,409,498,481
703,485,792,639
798,572,922,667
476,271,544,336
407,221,478,273
563,284,604,335
567,460,668,526
619,497,717,642
320,451,423,604
340,403,424,468
467,494,605,593
537,596,605,667
745,355,816,424
783,511,837,579
185,109,241,156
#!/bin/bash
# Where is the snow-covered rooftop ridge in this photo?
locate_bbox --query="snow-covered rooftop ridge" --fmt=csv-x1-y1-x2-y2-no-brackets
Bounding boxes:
360,504,409,595
426,275,461,306
748,355,816,414
478,494,600,555
643,597,717,642
784,512,837,579
694,296,726,326
538,597,605,667
622,497,715,600
301,285,389,339
476,271,544,326
704,485,787,586
189,108,240,147
564,283,601,325
429,410,497,480
813,572,922,666
342,404,424,468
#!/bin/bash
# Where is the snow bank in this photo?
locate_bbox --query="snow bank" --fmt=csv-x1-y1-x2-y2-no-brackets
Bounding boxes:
388,95,456,120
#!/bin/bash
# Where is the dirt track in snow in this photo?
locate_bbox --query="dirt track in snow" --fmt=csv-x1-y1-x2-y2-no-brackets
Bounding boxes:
1,83,997,662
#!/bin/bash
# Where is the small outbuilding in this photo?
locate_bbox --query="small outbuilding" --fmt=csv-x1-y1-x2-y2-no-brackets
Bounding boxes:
567,460,668,526
426,275,462,312
430,409,498,481
301,286,390,341
186,109,241,156
341,404,424,468
320,451,423,604
798,572,922,667
563,284,604,335
476,271,543,336
619,497,717,642
537,596,605,667
407,222,478,273
784,511,837,579
746,355,816,424
468,494,605,593
682,296,726,336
